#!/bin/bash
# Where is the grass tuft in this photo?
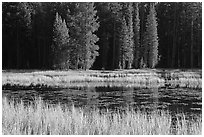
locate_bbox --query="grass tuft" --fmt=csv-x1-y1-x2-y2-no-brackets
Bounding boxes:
2,97,202,135
2,69,202,89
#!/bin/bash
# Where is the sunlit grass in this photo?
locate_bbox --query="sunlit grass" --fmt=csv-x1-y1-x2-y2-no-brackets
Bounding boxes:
2,97,202,135
2,69,201,88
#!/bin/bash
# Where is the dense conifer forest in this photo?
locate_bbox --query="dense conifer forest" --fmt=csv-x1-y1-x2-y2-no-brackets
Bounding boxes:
2,2,202,70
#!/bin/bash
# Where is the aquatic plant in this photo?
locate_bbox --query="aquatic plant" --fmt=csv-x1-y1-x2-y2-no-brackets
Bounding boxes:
2,97,202,135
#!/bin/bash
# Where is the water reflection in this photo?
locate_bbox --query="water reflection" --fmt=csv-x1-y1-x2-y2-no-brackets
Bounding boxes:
2,86,202,114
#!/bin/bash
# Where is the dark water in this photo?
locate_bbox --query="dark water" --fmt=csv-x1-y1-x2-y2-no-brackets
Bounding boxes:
2,86,202,115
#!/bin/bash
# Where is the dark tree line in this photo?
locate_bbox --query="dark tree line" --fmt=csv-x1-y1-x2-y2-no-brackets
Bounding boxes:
2,2,202,70
157,2,202,68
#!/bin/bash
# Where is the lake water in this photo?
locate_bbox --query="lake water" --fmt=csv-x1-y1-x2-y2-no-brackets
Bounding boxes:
2,86,202,116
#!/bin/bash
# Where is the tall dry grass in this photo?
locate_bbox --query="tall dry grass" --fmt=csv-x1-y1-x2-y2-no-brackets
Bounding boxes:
3,69,202,89
2,70,164,88
2,97,202,135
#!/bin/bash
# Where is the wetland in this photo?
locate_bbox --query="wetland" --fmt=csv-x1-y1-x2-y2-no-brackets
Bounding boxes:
2,69,202,135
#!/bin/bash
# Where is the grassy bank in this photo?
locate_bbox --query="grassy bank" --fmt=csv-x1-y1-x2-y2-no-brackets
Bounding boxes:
2,69,202,88
2,97,202,135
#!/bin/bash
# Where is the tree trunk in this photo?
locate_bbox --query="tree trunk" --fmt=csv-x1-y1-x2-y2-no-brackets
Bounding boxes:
144,45,148,67
171,3,177,68
16,23,20,69
133,3,140,69
190,18,194,68
140,3,145,68
38,38,41,69
181,28,185,68
102,32,109,69
197,29,201,68
112,20,116,70
177,42,180,68
43,36,46,69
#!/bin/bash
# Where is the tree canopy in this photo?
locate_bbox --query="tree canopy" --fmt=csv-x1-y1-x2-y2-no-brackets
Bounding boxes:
2,2,202,70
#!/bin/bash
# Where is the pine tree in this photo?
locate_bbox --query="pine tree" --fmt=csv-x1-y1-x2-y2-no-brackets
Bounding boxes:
70,3,99,70
110,3,123,69
126,3,134,69
133,3,140,68
2,2,32,68
119,16,129,69
118,3,134,69
52,12,70,69
185,3,201,68
143,3,159,68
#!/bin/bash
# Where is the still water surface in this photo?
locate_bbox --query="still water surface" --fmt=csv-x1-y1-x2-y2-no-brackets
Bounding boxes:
3,86,202,115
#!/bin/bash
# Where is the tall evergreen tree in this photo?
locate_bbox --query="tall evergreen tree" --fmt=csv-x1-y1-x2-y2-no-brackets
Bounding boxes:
52,12,70,69
143,3,159,68
29,2,57,69
118,3,134,69
94,2,122,69
2,2,202,70
133,3,140,68
119,16,129,69
126,3,134,69
2,2,32,68
107,2,123,69
185,2,202,68
157,2,201,68
139,3,149,68
69,3,99,70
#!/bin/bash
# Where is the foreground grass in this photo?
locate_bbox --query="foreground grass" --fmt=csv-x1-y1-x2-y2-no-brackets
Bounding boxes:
2,69,202,88
2,97,202,135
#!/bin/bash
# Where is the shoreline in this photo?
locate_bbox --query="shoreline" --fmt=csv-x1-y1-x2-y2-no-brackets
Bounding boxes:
2,69,202,89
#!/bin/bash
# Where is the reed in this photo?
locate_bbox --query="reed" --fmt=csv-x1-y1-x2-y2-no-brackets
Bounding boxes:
2,97,202,135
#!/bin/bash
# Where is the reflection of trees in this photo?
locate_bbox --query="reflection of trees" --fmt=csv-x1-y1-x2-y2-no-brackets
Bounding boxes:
149,87,159,111
85,87,99,109
91,87,135,110
122,87,134,108
82,86,159,111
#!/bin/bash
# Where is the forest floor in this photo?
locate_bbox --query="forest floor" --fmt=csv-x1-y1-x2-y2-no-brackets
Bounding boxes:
2,69,202,89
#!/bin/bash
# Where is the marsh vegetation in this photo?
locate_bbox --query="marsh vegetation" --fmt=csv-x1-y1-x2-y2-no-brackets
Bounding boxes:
2,69,202,135
2,97,202,135
2,69,202,89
